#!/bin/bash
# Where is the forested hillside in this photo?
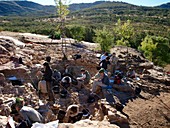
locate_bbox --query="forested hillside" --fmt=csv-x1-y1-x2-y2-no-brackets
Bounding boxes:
157,2,170,9
0,1,55,16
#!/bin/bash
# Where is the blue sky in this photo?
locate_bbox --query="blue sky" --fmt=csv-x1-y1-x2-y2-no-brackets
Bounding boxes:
29,0,170,6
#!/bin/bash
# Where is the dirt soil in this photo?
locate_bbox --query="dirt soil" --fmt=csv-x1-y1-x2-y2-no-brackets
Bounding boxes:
124,81,170,128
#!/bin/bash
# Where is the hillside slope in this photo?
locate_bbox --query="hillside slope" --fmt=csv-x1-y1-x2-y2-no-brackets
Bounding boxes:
157,2,170,9
0,1,55,16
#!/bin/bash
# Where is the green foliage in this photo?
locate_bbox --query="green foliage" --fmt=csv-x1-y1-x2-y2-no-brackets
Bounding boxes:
130,32,147,49
138,35,157,61
55,0,70,19
153,36,170,65
116,38,130,46
115,19,134,46
84,27,95,42
49,31,61,39
0,27,3,32
94,26,113,52
138,35,170,66
115,19,134,40
68,25,85,41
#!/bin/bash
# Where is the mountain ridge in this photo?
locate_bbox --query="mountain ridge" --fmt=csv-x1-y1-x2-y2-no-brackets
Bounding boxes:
0,1,170,16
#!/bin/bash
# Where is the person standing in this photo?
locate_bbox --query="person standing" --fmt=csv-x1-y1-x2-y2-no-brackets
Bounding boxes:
99,56,111,71
46,56,51,63
100,52,109,61
43,62,55,102
110,53,119,76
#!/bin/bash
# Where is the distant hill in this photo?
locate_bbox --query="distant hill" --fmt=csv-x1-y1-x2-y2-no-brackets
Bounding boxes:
69,1,106,11
0,0,170,16
70,1,170,20
0,1,55,16
157,3,170,9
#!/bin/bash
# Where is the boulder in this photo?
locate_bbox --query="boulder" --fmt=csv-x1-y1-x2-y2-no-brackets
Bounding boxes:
107,110,128,124
0,39,15,52
0,116,7,128
147,69,164,77
0,36,25,48
0,45,10,55
139,62,154,69
112,84,134,92
0,104,11,116
58,119,120,128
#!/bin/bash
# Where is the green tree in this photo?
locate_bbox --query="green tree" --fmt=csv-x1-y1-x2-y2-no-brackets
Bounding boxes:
138,35,170,66
55,0,69,20
130,32,146,49
84,27,95,42
138,35,157,61
115,19,134,46
152,36,170,66
94,26,113,52
69,25,85,42
54,0,70,60
54,0,70,35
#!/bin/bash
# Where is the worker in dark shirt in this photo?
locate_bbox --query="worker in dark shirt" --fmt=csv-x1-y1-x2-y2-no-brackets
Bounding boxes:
43,62,55,102
99,56,110,71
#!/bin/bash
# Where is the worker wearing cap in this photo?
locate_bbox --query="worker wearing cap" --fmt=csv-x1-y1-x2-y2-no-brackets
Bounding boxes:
91,68,110,93
76,68,91,89
77,68,91,84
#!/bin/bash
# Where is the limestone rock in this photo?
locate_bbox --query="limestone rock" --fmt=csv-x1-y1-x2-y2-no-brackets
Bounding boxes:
0,104,11,116
0,39,15,52
58,119,120,128
139,62,154,69
0,45,10,55
108,110,128,124
0,36,25,48
0,116,7,128
112,84,134,92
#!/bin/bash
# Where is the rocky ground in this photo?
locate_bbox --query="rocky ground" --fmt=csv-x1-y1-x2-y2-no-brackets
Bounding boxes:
0,31,170,128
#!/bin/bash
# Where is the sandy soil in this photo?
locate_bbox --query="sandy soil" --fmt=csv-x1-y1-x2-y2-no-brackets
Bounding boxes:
124,81,170,128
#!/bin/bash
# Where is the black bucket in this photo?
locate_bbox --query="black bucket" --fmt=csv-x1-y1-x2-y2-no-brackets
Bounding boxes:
57,110,66,123
53,86,60,94
87,95,95,103
60,89,67,98
69,112,83,123
82,109,90,118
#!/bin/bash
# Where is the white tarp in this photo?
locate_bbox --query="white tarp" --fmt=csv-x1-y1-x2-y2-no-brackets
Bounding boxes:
31,120,59,128
0,36,25,47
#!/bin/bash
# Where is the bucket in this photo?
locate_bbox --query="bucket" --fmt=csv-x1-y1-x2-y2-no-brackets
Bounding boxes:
53,86,60,94
82,109,90,118
60,90,67,98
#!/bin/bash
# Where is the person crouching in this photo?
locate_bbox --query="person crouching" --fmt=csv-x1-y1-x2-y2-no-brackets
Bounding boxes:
91,68,110,93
